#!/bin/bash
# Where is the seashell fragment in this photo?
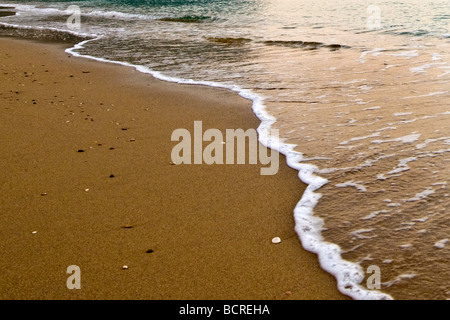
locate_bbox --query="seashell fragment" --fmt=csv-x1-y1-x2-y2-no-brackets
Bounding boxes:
271,237,281,244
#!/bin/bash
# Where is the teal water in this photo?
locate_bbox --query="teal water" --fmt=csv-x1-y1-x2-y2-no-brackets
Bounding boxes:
1,0,449,300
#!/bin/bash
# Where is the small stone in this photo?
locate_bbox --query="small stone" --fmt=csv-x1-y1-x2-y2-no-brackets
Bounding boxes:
32,231,37,234
77,149,85,153
41,193,47,196
129,138,136,142
84,188,90,192
169,161,177,165
122,225,133,229
109,147,115,150
271,237,281,244
285,291,292,296
146,249,154,254
109,174,115,178
122,265,128,270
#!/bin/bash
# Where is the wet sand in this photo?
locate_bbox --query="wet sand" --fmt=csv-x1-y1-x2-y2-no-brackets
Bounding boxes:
0,37,348,300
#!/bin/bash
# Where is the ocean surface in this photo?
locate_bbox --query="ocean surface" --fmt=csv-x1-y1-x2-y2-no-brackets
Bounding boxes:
1,0,449,300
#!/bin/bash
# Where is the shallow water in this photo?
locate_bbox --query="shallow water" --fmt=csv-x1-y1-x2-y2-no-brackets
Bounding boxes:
1,0,449,299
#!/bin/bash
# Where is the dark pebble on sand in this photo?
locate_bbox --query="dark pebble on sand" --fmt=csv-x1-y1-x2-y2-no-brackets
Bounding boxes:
146,249,154,254
109,174,115,178
77,149,85,153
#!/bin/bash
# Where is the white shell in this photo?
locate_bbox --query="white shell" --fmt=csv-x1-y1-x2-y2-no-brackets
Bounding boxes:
271,237,281,244
122,265,128,269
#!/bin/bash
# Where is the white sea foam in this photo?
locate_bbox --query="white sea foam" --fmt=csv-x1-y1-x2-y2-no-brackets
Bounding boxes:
359,48,385,63
402,91,448,99
336,180,367,192
394,112,413,117
339,132,380,145
350,229,376,239
432,53,442,61
392,50,418,58
434,239,448,249
410,62,446,74
404,188,435,202
84,10,157,20
361,209,391,220
387,157,417,175
363,106,381,111
382,274,417,288
371,133,421,145
416,136,450,149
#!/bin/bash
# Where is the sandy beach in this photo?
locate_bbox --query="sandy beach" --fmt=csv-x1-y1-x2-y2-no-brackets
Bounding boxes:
0,37,347,300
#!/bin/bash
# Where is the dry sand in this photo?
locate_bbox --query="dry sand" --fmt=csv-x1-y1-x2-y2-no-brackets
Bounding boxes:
0,37,348,300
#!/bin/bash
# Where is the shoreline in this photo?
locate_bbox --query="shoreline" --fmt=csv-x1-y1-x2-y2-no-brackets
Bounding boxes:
0,37,348,300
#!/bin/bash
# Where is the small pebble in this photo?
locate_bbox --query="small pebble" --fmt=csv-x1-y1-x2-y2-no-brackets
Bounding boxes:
272,237,281,244
122,225,133,229
109,174,115,178
285,291,292,296
84,188,90,192
41,193,47,196
32,231,37,234
122,265,128,270
146,249,154,254
77,149,85,153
